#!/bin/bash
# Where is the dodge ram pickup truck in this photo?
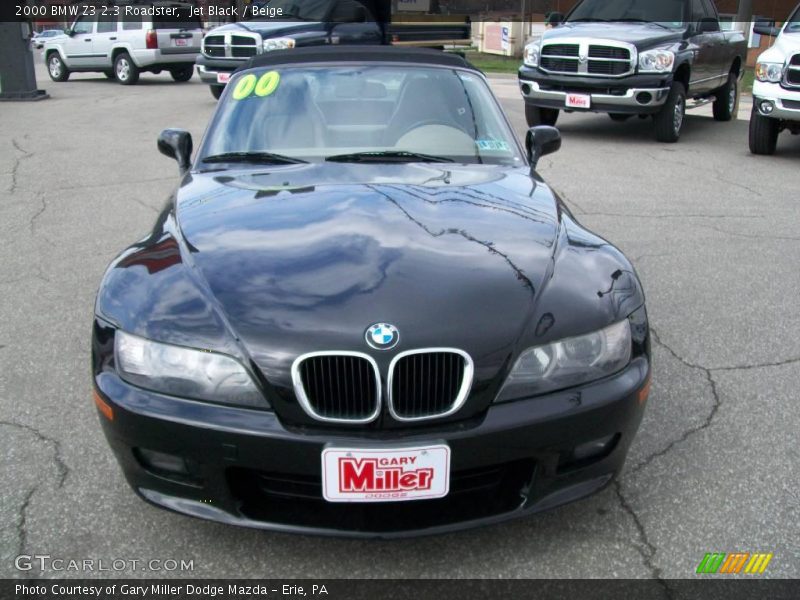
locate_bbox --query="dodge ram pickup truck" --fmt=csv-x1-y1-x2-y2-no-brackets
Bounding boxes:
749,4,800,154
519,0,747,142
196,0,471,99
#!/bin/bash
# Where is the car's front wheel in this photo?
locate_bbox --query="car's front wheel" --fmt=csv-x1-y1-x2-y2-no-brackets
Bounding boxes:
210,85,224,100
114,53,140,85
525,105,559,127
170,66,194,83
713,72,739,122
654,82,686,143
47,53,70,82
748,107,780,155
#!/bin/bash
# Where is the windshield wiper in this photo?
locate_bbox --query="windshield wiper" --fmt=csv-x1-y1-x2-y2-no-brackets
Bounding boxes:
325,151,455,164
202,152,308,165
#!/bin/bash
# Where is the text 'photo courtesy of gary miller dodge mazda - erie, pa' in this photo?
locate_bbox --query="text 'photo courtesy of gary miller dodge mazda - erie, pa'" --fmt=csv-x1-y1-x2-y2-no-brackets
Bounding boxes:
91,46,651,538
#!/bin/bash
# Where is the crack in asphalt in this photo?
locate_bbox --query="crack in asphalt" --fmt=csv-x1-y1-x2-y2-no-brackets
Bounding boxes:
701,224,800,243
29,193,48,233
615,325,800,585
9,138,34,195
613,481,673,599
0,421,70,561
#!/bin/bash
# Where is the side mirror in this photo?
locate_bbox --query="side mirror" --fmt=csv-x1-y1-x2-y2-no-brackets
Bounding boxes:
546,12,565,26
526,126,561,172
158,129,193,173
64,28,73,36
753,23,780,37
697,18,720,33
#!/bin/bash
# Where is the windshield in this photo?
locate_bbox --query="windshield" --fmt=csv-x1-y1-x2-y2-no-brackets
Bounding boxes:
786,7,800,33
200,66,523,167
264,0,332,20
568,0,687,27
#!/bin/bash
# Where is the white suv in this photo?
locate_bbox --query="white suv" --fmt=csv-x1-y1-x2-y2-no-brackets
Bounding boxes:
44,1,202,85
749,6,800,154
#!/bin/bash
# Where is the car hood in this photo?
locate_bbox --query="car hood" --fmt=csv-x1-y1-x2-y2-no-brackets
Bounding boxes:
174,163,559,374
544,22,683,49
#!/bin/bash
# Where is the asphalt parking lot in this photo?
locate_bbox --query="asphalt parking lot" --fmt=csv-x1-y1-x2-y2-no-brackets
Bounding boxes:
1,62,799,581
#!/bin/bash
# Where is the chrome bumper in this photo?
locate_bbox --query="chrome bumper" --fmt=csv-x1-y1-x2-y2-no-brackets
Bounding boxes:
754,96,800,121
520,80,671,109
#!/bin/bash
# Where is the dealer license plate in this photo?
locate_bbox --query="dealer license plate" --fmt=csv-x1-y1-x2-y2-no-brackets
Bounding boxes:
566,93,591,109
217,72,231,84
322,445,450,503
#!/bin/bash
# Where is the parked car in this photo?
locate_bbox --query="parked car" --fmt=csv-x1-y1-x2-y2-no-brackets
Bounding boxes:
519,0,747,142
92,46,651,537
749,6,800,154
43,1,202,85
196,0,471,99
32,29,63,50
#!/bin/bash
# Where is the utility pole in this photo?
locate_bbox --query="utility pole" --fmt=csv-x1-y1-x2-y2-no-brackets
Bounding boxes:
735,0,753,34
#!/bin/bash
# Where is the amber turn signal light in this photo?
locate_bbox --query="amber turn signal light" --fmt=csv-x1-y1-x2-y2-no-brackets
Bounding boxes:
93,389,114,421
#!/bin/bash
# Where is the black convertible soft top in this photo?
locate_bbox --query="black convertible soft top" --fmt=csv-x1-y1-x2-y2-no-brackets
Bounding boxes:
244,46,479,72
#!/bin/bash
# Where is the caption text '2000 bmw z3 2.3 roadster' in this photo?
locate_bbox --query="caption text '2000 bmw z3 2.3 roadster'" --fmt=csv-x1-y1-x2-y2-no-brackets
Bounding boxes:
92,46,651,538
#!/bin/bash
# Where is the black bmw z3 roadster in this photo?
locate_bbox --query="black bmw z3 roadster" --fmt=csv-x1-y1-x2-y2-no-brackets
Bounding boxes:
92,46,651,537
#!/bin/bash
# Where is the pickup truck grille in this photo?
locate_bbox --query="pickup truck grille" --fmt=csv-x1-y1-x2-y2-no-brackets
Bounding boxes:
202,32,261,60
785,54,800,88
540,40,635,78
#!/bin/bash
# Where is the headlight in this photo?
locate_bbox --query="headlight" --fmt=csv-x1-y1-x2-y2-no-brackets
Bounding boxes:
263,37,295,52
523,42,540,68
495,320,632,403
115,331,266,408
755,62,784,83
638,48,675,73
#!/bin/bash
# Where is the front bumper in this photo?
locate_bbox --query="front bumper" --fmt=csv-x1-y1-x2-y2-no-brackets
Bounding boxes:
94,356,650,538
753,80,800,121
519,66,671,114
195,54,247,85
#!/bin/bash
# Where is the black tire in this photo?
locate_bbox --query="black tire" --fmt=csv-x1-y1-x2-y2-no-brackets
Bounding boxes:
170,66,194,82
609,113,633,122
654,82,686,143
525,104,559,127
47,53,70,82
748,106,780,155
713,72,738,122
210,85,225,100
114,53,140,85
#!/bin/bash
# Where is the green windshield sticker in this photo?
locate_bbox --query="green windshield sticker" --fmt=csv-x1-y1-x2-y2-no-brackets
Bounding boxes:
255,71,281,97
232,71,281,100
476,139,511,152
232,74,257,100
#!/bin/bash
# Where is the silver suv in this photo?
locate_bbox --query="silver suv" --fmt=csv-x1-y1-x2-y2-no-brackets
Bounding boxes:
44,1,202,85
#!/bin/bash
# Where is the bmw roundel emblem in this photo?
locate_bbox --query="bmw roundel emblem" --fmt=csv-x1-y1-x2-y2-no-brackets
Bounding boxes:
365,323,399,350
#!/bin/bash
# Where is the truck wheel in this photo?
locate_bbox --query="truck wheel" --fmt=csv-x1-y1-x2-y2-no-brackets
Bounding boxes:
654,82,686,143
47,53,70,82
525,105,559,127
210,85,224,100
748,106,780,155
609,113,632,122
170,66,194,83
712,72,738,122
114,53,140,85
